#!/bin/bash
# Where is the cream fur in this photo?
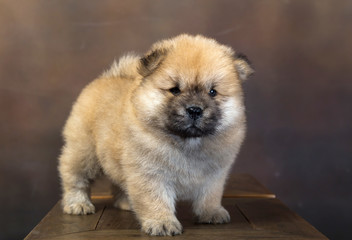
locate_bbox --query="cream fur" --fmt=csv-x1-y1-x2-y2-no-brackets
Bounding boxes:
58,34,252,236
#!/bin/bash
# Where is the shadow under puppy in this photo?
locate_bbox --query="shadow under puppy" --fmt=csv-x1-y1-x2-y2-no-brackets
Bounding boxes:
58,34,253,236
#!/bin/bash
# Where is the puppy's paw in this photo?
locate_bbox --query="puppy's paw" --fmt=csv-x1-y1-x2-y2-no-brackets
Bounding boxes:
142,218,183,236
197,206,230,224
113,196,132,211
63,201,95,215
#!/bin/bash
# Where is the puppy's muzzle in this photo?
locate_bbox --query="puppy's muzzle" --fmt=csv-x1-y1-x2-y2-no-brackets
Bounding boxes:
186,106,203,120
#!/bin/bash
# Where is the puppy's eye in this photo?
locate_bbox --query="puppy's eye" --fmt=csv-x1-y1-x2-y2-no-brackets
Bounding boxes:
169,87,181,96
209,88,217,97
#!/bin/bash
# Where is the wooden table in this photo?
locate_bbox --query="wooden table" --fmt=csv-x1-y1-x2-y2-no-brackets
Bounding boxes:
25,174,328,239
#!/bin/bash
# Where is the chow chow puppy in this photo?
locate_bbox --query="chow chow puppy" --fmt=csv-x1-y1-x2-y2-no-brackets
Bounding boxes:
58,34,253,236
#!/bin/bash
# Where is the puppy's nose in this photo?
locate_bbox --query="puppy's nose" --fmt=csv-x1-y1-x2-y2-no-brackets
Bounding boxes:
186,106,203,120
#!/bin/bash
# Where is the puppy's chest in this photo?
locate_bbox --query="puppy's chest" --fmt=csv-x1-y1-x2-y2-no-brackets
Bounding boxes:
166,150,219,190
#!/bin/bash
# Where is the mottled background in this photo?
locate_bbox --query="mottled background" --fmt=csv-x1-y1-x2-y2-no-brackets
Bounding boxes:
0,1,351,239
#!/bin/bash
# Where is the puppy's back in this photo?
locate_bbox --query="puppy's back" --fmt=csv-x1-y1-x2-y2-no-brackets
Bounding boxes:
63,54,140,142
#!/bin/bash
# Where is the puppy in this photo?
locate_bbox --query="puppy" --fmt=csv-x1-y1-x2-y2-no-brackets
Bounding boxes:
58,34,253,236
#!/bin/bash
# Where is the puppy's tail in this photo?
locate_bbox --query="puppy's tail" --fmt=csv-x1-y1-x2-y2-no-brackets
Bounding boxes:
102,53,140,79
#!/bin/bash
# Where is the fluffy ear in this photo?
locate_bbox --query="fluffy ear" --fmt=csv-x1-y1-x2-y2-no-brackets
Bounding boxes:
138,48,167,77
234,53,254,81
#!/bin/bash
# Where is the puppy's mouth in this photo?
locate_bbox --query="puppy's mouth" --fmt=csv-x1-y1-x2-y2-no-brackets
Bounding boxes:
183,125,204,138
166,120,214,138
167,125,203,138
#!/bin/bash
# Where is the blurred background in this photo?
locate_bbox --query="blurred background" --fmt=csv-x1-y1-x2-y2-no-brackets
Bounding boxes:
0,0,351,239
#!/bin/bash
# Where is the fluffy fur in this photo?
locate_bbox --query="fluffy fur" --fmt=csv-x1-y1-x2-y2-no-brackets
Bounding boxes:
58,34,253,236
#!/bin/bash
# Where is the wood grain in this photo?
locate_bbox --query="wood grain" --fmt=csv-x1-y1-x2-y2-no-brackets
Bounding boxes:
44,229,325,240
24,201,105,240
223,174,276,199
95,205,140,230
235,198,329,239
95,198,253,230
25,174,328,240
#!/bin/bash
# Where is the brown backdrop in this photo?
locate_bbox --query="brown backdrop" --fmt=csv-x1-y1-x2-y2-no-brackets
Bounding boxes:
0,1,351,239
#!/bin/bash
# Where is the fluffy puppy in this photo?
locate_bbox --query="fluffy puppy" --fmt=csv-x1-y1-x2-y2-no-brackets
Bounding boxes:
58,34,253,236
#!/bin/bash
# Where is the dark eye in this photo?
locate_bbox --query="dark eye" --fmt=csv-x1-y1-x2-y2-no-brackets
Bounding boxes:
169,87,181,96
209,88,217,97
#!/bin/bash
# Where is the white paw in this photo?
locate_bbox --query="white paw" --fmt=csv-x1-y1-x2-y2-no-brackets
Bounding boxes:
63,201,95,215
197,206,230,224
113,197,132,211
142,218,183,236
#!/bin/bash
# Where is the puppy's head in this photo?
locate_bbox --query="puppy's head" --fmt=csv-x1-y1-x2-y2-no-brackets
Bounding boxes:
132,34,253,139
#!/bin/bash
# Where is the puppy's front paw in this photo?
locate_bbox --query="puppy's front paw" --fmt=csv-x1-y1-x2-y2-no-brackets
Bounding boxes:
197,206,230,224
142,218,183,236
63,201,95,215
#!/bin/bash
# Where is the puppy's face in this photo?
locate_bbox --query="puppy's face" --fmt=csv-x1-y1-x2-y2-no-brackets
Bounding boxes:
132,35,253,139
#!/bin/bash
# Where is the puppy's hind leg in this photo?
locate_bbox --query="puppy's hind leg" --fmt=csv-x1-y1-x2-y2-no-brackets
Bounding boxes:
112,184,132,211
58,141,99,215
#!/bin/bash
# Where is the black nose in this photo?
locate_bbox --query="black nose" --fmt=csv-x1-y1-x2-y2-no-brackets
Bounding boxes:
186,106,203,120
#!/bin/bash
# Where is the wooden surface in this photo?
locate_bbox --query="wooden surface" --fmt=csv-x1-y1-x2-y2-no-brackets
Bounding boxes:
25,174,327,240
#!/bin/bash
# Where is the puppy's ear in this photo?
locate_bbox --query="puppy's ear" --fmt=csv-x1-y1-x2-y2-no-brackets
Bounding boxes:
234,53,254,81
138,48,167,77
